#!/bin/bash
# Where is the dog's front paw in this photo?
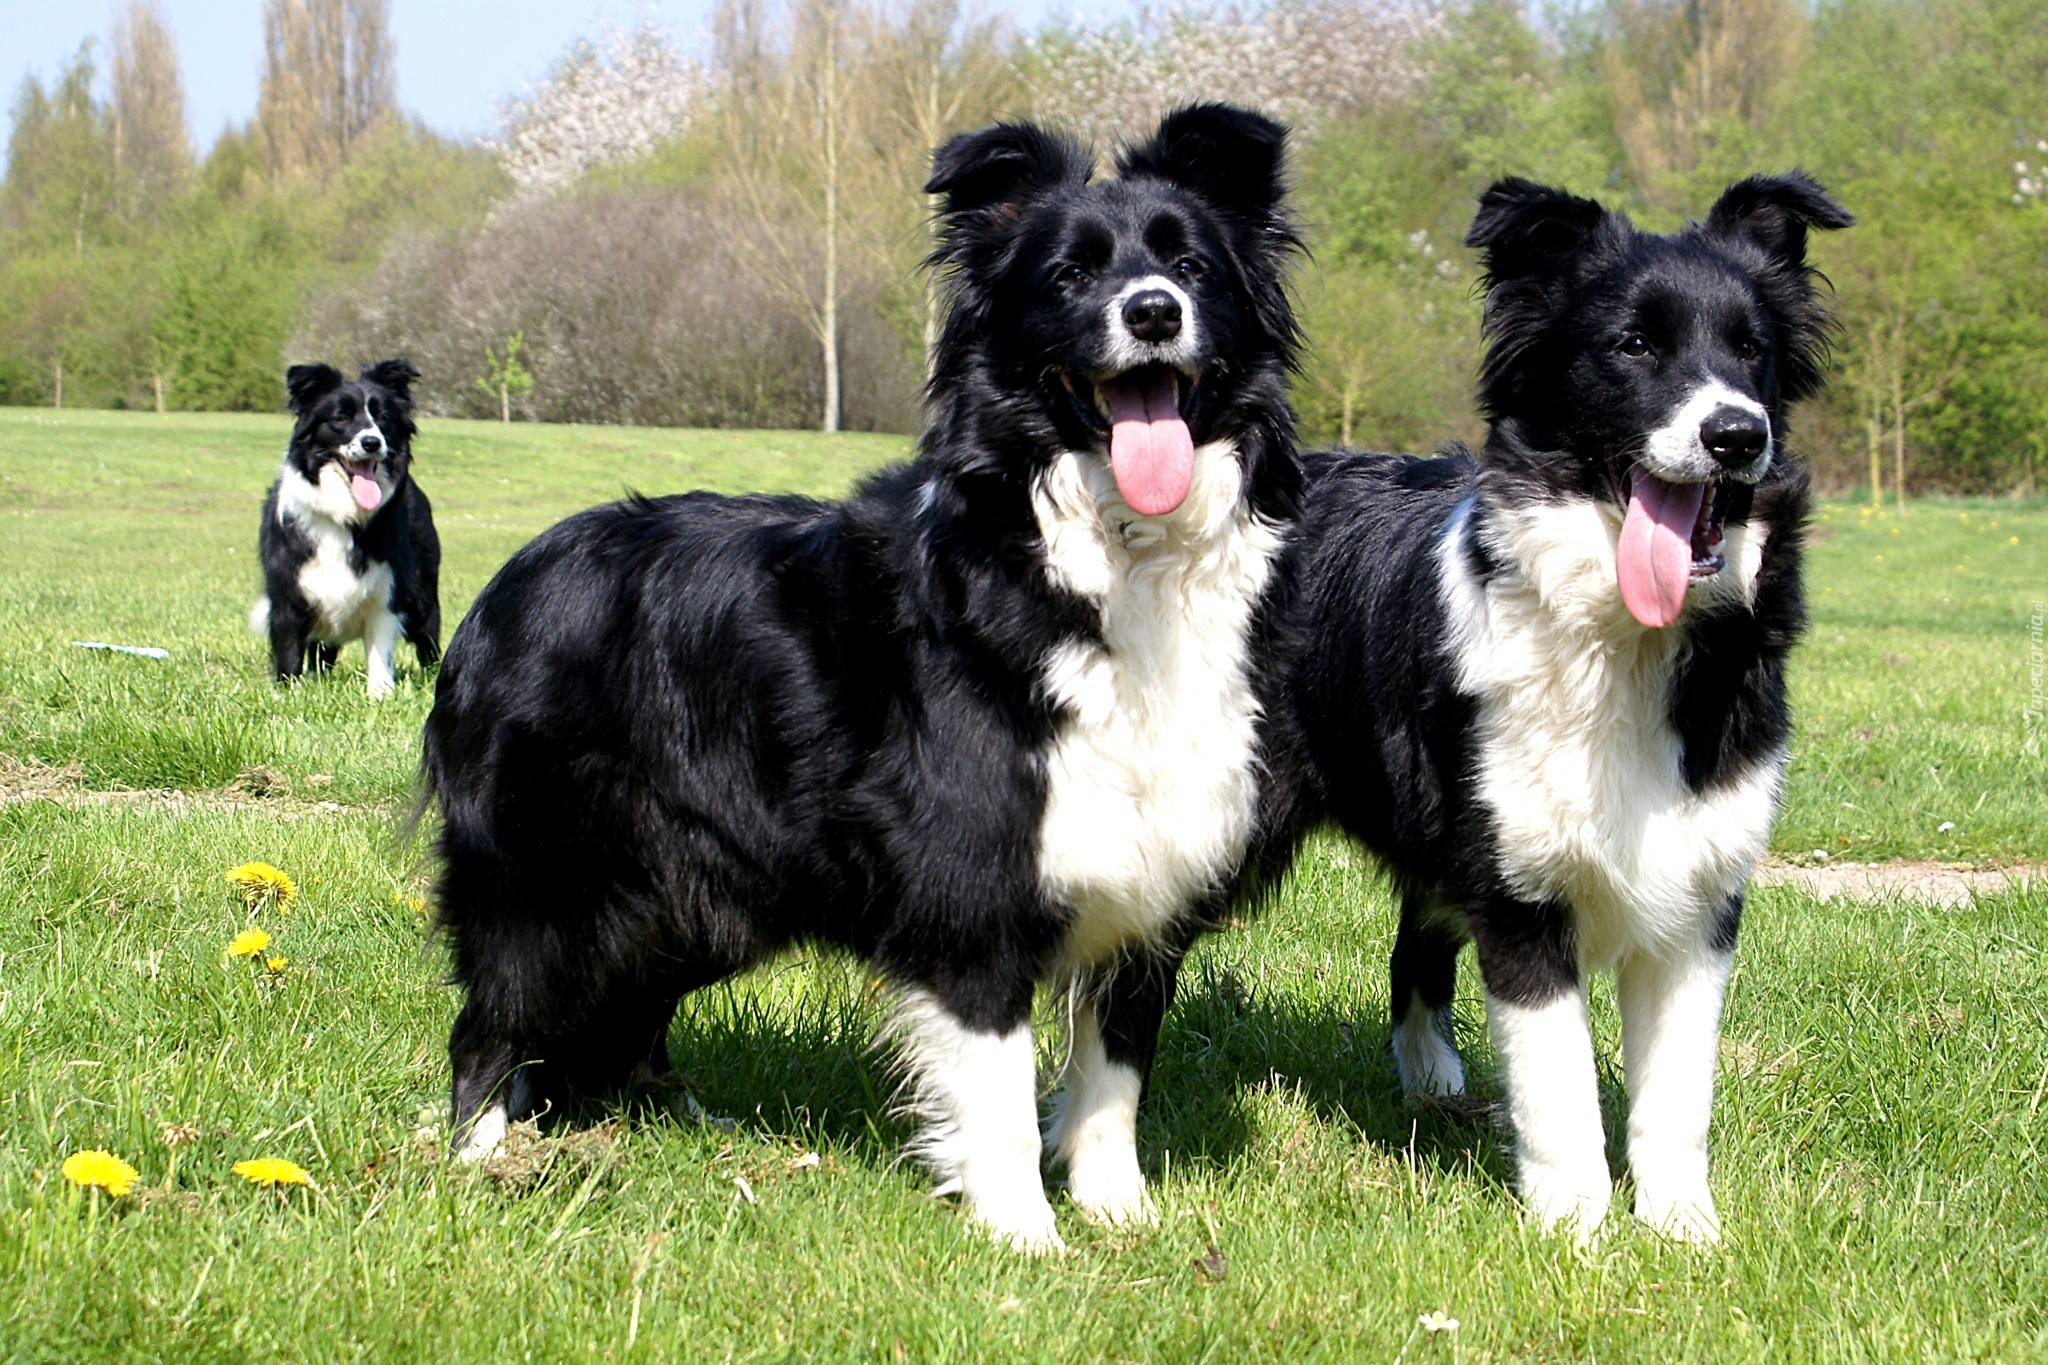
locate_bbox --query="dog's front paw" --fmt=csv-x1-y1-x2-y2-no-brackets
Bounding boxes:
966,1190,1067,1255
1520,1160,1612,1244
1634,1179,1721,1244
1066,1149,1157,1228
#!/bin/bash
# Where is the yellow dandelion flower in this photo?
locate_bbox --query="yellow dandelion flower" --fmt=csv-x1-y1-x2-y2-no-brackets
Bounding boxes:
62,1149,139,1196
226,862,296,911
264,955,289,973
226,927,271,959
2011,536,2021,546
232,1157,312,1188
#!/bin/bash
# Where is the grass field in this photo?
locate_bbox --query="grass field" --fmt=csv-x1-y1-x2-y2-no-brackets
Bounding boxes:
1,407,2044,1361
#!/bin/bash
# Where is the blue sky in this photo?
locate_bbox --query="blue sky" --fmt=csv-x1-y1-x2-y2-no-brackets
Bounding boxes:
1,0,1128,157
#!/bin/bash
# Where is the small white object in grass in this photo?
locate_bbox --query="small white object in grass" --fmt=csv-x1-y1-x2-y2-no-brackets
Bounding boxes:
791,1151,820,1169
1812,849,1830,861
1419,1311,1460,1333
71,641,168,660
732,1175,756,1204
1938,821,1955,833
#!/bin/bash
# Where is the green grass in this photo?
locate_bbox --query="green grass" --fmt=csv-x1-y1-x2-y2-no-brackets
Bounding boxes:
1,408,2045,1360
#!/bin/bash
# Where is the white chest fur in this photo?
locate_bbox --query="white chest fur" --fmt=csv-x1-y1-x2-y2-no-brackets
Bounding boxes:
1437,495,1782,966
275,463,393,643
1032,444,1281,970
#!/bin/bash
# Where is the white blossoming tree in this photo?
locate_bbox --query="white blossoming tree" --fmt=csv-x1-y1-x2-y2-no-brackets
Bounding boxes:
495,23,704,200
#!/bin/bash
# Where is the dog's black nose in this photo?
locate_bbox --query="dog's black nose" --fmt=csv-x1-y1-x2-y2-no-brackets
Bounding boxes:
361,433,383,455
1122,289,1182,343
1700,407,1767,469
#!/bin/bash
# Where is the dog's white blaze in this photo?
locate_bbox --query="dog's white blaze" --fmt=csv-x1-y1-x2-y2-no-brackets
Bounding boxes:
1391,990,1466,1096
1048,1007,1154,1226
1618,943,1730,1243
456,1101,508,1162
1640,381,1772,485
1487,986,1611,1237
1438,495,1782,967
270,459,401,695
1033,442,1280,969
1099,274,1201,376
887,988,1062,1254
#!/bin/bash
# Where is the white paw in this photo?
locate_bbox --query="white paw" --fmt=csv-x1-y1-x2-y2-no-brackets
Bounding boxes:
1520,1161,1612,1243
1635,1181,1722,1244
966,1190,1066,1255
1392,1008,1466,1096
1067,1151,1157,1228
454,1103,507,1162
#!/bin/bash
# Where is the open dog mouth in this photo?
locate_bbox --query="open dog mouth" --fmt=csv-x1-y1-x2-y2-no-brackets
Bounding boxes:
339,455,384,512
1617,470,1732,628
1059,362,1199,516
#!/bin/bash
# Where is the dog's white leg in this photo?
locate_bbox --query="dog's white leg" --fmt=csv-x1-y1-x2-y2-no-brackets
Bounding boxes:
1618,940,1731,1244
1488,984,1611,1240
364,606,399,700
1393,988,1466,1097
455,1101,507,1162
892,989,1062,1254
1048,1006,1155,1227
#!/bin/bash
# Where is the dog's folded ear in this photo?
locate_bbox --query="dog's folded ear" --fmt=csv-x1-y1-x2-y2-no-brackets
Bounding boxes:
1116,103,1288,226
1465,178,1609,281
925,122,1089,224
1702,172,1853,268
285,363,343,412
361,358,421,397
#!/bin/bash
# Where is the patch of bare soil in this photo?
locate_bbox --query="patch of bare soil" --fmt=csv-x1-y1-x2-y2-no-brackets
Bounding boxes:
0,753,358,818
1754,858,2045,907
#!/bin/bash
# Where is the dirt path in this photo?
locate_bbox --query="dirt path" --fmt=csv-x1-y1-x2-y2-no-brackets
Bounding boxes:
1753,859,2044,907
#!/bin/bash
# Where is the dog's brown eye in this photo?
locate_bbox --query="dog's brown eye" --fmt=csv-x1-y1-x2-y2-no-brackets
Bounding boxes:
1173,257,1200,279
1618,335,1653,358
1057,264,1092,287
1735,339,1760,361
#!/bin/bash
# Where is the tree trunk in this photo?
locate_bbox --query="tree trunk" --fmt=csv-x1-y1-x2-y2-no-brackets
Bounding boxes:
1865,411,1883,508
819,9,841,435
1891,367,1906,515
500,379,510,423
54,361,63,411
1341,379,1356,448
154,373,165,414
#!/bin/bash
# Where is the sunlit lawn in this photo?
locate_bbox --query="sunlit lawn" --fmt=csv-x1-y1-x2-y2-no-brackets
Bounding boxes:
1,408,2043,1360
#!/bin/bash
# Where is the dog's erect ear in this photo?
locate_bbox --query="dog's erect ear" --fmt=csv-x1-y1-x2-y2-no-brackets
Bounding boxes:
925,122,1089,224
284,363,343,413
1703,172,1853,269
1465,178,1608,281
360,358,420,398
1116,103,1288,224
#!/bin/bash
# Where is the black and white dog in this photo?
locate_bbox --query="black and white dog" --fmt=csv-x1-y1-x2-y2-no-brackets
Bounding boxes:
253,359,441,698
420,106,1302,1251
1260,175,1851,1241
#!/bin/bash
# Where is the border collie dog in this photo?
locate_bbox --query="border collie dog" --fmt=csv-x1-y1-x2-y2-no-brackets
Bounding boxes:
253,359,441,699
1271,175,1851,1241
421,105,1301,1251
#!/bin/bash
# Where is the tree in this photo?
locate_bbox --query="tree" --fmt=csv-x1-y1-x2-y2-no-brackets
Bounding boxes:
474,331,534,421
257,0,396,180
108,0,191,216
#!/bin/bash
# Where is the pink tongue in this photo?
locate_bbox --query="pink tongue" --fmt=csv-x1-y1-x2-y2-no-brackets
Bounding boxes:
349,471,382,511
1617,473,1704,628
1101,371,1194,516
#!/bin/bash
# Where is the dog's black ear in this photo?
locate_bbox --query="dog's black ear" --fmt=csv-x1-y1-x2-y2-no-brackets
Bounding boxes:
285,363,343,412
1464,177,1609,280
1702,172,1853,269
1116,103,1288,225
360,358,420,398
925,121,1089,223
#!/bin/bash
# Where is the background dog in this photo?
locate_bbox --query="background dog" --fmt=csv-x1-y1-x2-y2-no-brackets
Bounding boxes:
420,105,1302,1252
253,359,441,699
1241,173,1851,1242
